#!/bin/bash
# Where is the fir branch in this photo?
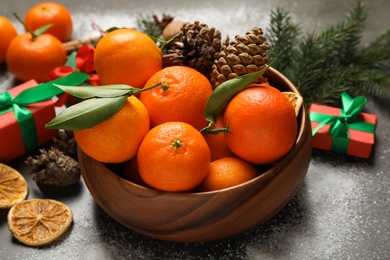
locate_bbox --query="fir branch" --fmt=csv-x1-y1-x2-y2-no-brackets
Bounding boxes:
267,8,301,76
314,0,367,66
136,14,162,40
292,0,367,99
359,69,390,99
307,66,366,104
266,0,390,105
358,30,390,66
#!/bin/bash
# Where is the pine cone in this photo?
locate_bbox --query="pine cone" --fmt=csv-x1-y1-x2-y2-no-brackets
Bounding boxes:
52,130,77,160
211,27,270,88
152,14,174,31
167,21,222,77
25,147,80,187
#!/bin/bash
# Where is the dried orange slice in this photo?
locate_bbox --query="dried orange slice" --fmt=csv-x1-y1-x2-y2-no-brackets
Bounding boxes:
283,91,304,116
7,199,73,246
0,163,28,209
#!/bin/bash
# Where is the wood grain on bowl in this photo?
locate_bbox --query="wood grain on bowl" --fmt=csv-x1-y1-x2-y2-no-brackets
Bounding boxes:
78,67,312,243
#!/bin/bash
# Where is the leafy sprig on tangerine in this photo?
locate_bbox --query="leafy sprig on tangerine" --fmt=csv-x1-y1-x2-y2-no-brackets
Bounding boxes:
46,82,164,130
13,12,53,41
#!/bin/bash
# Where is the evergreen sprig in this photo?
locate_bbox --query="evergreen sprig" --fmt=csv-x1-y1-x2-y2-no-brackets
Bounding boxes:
267,0,390,105
136,14,162,41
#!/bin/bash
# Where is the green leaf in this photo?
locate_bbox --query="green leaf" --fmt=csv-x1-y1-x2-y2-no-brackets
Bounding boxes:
201,62,273,133
54,84,134,99
33,24,54,36
106,27,121,33
46,96,128,130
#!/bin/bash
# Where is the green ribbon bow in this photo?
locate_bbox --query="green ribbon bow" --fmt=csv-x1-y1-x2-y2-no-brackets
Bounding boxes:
0,71,89,153
310,92,376,153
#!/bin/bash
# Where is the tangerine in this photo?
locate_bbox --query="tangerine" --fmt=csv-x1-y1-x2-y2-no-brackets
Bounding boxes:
223,83,297,164
139,66,213,130
6,32,67,82
94,28,162,88
24,2,73,42
203,115,235,161
198,157,259,192
137,122,211,192
123,154,146,186
74,95,150,163
0,16,17,64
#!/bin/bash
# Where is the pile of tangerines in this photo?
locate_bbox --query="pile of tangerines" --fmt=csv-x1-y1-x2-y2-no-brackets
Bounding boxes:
77,28,298,193
1,2,298,194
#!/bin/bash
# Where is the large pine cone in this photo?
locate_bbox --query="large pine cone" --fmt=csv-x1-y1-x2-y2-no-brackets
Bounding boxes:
25,147,80,187
167,21,222,77
211,27,270,88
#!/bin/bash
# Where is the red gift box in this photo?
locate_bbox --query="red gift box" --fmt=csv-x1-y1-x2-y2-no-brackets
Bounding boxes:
0,80,58,162
309,103,377,159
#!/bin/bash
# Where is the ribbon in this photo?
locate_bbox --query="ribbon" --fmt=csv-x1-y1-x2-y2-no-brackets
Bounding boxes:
0,71,90,152
310,92,376,153
49,45,100,86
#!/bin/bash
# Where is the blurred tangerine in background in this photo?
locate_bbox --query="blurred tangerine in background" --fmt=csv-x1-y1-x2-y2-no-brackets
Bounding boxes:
6,31,67,82
0,16,17,64
24,2,73,42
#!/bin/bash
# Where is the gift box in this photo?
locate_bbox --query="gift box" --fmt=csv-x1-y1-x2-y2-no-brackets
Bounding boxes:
0,72,90,162
309,92,377,159
0,80,58,162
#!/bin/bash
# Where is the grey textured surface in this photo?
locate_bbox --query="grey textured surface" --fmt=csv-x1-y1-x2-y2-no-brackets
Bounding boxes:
1,0,390,259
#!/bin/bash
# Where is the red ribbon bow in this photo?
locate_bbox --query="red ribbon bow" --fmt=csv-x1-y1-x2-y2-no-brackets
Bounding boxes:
49,45,100,86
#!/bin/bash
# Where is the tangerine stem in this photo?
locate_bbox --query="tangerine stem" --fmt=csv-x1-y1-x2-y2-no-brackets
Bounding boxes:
201,127,230,135
133,82,163,95
161,83,169,91
13,12,37,40
171,139,183,149
160,32,182,50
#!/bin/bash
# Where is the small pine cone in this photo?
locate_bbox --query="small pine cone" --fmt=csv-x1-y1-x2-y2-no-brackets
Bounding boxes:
25,147,80,187
167,21,222,77
152,14,174,31
211,27,270,88
52,130,77,160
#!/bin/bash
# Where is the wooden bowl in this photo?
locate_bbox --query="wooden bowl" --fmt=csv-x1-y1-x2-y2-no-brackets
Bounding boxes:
78,67,312,243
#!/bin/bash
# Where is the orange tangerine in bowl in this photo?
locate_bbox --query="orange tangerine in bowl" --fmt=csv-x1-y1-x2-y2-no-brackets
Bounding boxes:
94,28,163,89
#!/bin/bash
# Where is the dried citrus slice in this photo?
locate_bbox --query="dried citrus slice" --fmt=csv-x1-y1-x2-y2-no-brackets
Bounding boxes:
0,163,28,209
283,91,304,116
7,199,73,246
